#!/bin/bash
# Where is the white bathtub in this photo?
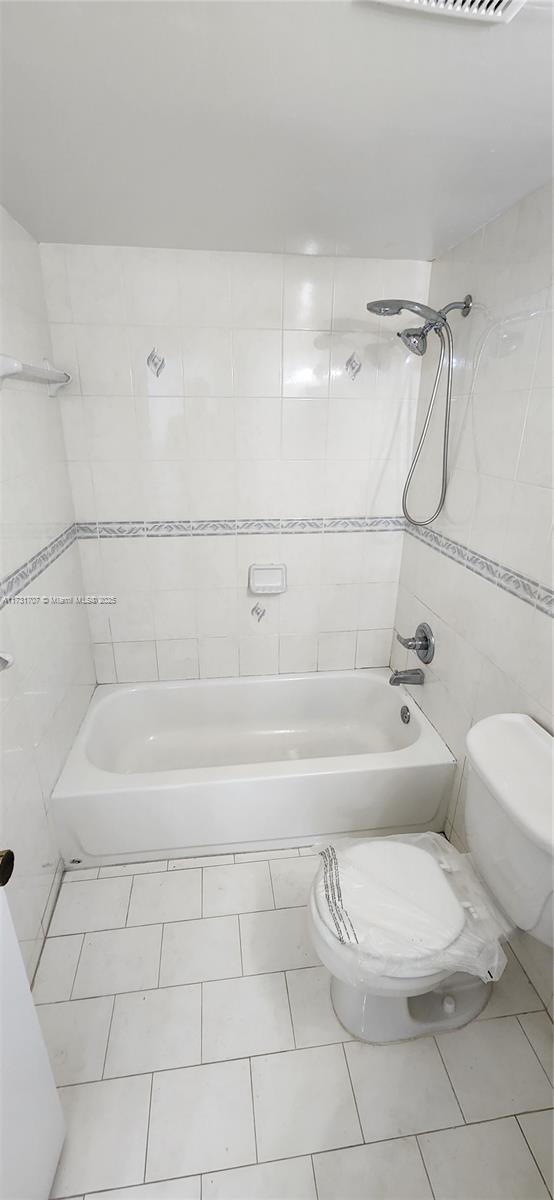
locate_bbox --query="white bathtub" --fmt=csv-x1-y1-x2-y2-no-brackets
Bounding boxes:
51,669,456,866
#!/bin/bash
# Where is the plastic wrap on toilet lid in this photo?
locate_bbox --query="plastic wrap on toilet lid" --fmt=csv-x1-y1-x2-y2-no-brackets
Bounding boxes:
314,840,466,961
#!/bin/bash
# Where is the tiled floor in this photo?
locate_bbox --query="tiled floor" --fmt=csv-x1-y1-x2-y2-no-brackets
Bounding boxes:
33,849,553,1200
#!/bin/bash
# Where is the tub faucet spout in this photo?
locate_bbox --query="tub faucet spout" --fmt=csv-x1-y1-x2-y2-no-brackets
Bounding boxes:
389,669,424,686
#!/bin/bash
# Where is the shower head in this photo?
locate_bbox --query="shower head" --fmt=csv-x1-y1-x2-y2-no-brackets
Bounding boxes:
398,326,429,357
366,298,444,325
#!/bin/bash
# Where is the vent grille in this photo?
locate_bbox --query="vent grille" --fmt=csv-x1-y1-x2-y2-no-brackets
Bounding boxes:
368,0,528,22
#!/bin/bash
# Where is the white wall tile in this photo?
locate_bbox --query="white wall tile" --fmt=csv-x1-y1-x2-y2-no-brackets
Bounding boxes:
122,247,181,325
182,329,234,397
279,634,318,674
283,332,330,399
198,636,239,679
239,635,279,676
230,253,283,329
317,632,356,671
74,326,132,395
113,640,158,683
151,590,197,639
235,397,282,459
36,239,440,691
180,250,232,326
356,628,392,668
156,638,199,680
284,255,334,330
66,245,126,325
232,330,282,397
282,399,328,459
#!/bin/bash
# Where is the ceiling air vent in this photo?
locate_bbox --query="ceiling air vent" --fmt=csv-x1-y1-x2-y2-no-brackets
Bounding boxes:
367,0,528,22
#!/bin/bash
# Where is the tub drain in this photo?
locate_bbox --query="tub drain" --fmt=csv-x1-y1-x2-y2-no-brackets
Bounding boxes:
400,705,411,725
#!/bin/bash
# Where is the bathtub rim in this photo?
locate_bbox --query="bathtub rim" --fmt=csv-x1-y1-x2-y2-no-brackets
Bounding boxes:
52,668,455,800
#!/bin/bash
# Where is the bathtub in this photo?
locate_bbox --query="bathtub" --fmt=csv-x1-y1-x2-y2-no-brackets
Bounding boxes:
51,669,456,866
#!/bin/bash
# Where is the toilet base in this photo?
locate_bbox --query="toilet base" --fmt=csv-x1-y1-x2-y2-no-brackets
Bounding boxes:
330,972,491,1043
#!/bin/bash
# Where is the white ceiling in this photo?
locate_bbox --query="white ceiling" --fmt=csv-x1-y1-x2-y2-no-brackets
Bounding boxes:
1,1,552,259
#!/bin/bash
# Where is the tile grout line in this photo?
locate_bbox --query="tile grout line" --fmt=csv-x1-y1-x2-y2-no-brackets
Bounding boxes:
68,934,86,1002
156,922,165,989
432,1035,467,1125
45,899,279,940
237,915,244,976
268,860,277,910
309,1153,320,1200
514,1112,553,1197
339,1043,365,1147
142,1072,154,1184
516,1013,554,1088
100,994,117,1079
283,971,297,1051
123,875,135,927
415,1133,437,1200
248,1057,260,1165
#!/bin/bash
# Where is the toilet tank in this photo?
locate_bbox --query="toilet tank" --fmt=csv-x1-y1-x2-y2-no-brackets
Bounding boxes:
465,714,553,947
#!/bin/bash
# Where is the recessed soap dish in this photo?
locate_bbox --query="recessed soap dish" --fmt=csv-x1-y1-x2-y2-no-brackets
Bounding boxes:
248,563,287,595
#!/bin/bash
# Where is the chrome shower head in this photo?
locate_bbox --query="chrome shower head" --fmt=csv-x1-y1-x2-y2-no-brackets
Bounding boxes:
366,298,443,324
398,326,429,356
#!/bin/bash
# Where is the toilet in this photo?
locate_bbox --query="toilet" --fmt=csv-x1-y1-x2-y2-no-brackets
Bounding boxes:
308,713,553,1042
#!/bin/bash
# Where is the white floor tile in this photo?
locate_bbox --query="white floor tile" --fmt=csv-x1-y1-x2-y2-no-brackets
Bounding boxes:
235,849,300,863
202,1157,316,1199
251,1044,362,1161
159,916,242,986
477,947,543,1020
240,907,319,974
99,861,168,878
202,972,294,1061
519,1011,554,1083
286,966,353,1047
518,1110,554,1194
104,984,201,1076
72,925,162,998
49,877,132,936
51,1075,151,1198
313,1138,433,1200
127,870,202,926
344,1036,463,1142
419,1116,551,1200
32,934,83,1003
168,855,234,870
146,1059,256,1180
270,856,319,908
86,1179,200,1199
203,862,274,917
436,1016,553,1122
37,996,113,1086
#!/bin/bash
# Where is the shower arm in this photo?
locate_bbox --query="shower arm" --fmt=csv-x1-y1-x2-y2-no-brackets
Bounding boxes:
437,297,472,322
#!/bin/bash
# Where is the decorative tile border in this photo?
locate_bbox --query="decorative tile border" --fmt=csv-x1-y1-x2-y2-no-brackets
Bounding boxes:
1,514,550,618
145,521,191,537
0,524,76,607
405,522,550,616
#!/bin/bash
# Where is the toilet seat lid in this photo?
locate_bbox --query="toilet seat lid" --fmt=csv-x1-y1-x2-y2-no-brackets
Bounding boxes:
314,840,466,961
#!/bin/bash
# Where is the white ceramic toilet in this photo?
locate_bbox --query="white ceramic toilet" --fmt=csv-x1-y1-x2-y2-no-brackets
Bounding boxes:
308,713,553,1042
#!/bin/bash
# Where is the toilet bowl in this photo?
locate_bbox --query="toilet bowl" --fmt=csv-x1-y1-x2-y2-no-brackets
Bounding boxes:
307,712,553,1043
